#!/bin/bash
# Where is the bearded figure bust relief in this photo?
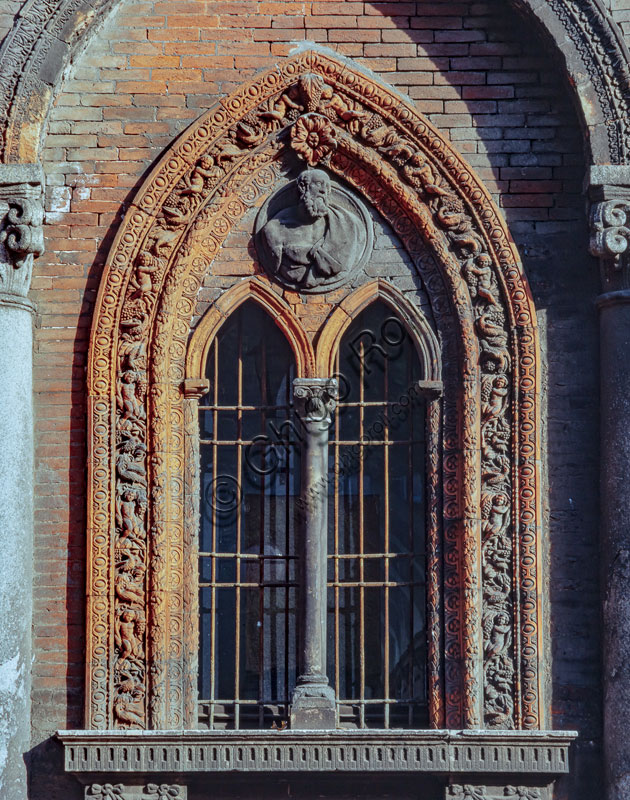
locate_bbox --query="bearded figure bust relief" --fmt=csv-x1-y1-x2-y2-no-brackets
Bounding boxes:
255,169,373,292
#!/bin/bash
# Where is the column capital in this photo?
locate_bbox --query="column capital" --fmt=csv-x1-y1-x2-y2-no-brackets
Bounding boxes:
181,377,209,399
0,163,45,300
293,377,338,426
588,168,630,297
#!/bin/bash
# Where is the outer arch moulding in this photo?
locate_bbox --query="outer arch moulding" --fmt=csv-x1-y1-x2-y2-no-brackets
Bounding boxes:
86,49,543,733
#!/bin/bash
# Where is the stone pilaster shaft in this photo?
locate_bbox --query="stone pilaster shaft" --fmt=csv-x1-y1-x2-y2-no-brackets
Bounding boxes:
0,163,43,799
290,377,338,729
589,168,630,800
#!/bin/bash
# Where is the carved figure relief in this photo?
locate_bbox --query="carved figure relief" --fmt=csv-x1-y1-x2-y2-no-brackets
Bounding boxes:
87,50,542,733
255,168,373,292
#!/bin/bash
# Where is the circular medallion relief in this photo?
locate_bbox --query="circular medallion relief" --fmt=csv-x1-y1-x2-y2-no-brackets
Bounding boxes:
254,168,373,293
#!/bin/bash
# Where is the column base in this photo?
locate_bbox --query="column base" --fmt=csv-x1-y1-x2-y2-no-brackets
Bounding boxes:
290,680,337,729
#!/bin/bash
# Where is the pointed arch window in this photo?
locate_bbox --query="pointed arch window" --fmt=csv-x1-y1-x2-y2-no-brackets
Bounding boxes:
197,301,300,729
328,300,428,729
194,290,438,731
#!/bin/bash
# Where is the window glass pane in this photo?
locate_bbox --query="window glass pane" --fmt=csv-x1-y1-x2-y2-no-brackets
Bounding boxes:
329,301,428,729
198,301,298,729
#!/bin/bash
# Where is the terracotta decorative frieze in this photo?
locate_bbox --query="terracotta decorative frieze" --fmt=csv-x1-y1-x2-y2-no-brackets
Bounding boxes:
87,50,543,732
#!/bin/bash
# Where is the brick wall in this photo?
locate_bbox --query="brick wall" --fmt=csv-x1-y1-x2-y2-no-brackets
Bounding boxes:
32,1,600,798
609,0,630,46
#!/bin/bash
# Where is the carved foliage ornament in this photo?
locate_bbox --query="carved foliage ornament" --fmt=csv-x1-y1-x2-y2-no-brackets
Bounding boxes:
293,378,339,425
0,168,44,298
86,785,186,800
87,50,541,732
448,788,542,800
590,197,630,262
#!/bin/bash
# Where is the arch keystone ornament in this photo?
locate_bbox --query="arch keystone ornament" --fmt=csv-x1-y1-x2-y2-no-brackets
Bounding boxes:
87,49,549,735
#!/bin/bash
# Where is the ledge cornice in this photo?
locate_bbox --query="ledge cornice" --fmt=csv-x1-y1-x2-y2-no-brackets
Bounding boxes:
57,729,577,776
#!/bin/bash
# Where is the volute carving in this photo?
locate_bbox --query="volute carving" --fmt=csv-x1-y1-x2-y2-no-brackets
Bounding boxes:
87,50,542,732
0,164,44,299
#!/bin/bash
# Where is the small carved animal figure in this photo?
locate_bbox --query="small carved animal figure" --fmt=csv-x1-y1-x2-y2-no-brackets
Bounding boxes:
148,205,193,255
115,567,144,606
360,119,416,161
113,695,144,727
210,139,244,166
476,311,509,372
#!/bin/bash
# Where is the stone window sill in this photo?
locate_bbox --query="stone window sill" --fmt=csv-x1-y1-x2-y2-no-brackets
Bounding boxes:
57,728,576,776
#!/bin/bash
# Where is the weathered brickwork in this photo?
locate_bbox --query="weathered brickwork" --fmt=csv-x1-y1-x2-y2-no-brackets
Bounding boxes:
28,1,599,798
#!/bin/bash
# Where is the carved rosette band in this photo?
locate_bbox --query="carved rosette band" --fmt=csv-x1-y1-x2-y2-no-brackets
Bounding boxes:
0,163,44,301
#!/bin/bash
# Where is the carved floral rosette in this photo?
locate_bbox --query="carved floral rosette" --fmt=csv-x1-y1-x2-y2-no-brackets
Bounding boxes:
87,50,543,731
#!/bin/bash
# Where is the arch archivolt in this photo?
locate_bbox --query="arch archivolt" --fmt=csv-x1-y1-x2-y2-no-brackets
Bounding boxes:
87,50,542,734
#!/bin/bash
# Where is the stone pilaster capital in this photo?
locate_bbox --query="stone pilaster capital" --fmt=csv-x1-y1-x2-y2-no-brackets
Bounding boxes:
293,377,338,427
181,377,210,399
589,196,630,261
0,163,45,299
587,166,630,295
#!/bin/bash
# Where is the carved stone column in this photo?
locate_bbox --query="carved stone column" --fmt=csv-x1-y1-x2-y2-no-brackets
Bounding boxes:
0,163,44,799
290,377,338,729
589,166,630,800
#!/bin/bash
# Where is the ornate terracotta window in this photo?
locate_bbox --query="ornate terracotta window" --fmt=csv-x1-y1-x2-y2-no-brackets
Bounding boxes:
85,50,546,738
